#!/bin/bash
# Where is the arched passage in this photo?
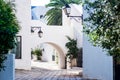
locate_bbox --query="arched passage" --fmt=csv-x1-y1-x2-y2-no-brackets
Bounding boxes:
44,42,65,69
31,41,66,69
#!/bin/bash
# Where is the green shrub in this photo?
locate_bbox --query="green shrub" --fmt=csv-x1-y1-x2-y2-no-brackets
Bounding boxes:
0,0,20,71
65,36,79,59
32,48,42,60
34,48,42,56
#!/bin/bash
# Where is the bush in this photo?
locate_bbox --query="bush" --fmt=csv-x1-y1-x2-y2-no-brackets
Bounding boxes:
0,0,20,71
65,36,79,59
31,48,42,60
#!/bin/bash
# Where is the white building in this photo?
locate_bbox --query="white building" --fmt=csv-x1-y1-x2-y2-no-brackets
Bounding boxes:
9,0,113,80
13,0,82,70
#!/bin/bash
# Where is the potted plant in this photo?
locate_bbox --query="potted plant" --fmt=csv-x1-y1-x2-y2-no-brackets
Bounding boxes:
34,48,42,60
31,48,42,60
65,36,79,69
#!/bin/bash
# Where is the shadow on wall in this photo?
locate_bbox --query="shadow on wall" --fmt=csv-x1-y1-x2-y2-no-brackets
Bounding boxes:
77,48,82,67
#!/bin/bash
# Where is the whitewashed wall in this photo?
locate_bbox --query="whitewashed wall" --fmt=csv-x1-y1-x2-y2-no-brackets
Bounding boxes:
68,4,113,80
65,4,83,67
42,44,54,62
0,54,15,80
30,18,72,69
30,1,76,69
15,0,31,70
15,0,74,70
83,34,113,80
83,0,113,79
70,4,83,48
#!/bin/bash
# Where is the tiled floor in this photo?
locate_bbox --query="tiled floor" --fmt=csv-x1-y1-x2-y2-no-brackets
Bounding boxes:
15,61,93,80
15,67,82,80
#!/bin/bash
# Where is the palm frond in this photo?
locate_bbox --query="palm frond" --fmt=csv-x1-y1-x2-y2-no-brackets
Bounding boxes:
45,8,62,25
45,0,81,25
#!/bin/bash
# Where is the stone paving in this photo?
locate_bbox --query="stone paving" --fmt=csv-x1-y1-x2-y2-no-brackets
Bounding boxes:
15,67,83,80
15,61,95,80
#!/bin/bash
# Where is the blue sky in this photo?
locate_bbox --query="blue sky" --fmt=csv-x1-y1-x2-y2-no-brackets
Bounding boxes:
31,0,50,6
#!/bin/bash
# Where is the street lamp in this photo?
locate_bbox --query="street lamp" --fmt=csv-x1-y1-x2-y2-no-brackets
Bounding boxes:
31,27,43,38
63,4,71,17
63,4,83,22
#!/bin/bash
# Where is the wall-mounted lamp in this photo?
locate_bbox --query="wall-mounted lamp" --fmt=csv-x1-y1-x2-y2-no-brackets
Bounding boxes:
63,4,83,22
31,27,43,38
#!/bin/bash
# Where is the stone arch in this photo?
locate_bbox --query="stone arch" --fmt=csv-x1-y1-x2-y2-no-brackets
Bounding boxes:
41,42,65,69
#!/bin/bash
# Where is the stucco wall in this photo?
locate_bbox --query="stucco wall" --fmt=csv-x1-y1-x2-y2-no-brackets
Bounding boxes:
15,0,31,70
70,4,83,48
68,4,83,67
83,34,113,80
63,5,113,74
15,0,74,70
42,44,54,62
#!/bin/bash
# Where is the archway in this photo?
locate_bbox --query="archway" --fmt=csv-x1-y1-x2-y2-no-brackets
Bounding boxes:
31,42,65,69
45,42,65,69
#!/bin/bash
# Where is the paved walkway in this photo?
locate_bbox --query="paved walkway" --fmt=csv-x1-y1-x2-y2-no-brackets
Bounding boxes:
15,61,94,80
15,67,83,80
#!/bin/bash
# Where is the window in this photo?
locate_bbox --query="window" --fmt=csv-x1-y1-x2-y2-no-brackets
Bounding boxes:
31,6,49,24
11,36,22,59
52,55,55,61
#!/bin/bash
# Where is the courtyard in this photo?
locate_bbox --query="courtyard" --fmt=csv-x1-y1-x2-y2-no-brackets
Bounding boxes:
15,61,84,80
0,0,116,80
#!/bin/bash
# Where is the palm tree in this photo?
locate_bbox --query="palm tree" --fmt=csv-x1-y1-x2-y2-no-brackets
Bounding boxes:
45,0,81,25
45,8,62,25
